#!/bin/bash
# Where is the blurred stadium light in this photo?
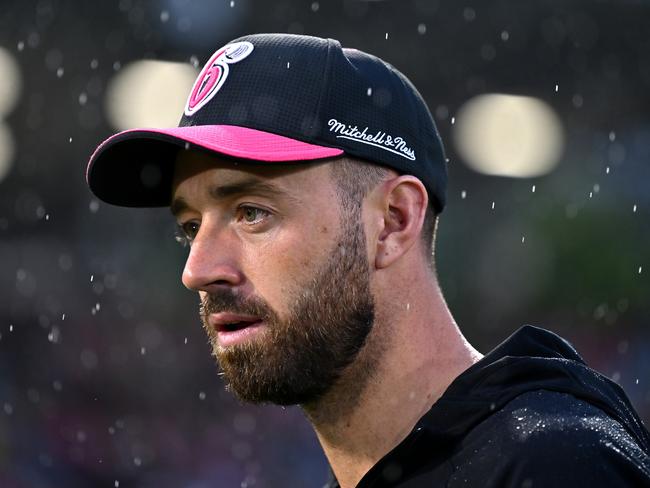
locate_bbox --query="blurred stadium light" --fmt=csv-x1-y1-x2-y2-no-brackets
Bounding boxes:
105,60,198,130
0,46,21,116
453,94,564,178
0,122,14,182
0,46,20,183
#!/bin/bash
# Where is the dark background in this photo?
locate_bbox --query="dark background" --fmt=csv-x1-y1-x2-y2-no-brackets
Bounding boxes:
1,1,649,487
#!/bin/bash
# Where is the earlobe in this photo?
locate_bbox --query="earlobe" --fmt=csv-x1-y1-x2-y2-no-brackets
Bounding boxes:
375,176,427,269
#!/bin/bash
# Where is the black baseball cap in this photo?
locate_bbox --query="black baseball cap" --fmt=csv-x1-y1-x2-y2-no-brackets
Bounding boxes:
86,33,448,212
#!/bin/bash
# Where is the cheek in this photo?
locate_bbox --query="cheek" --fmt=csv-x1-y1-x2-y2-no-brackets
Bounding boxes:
239,222,337,313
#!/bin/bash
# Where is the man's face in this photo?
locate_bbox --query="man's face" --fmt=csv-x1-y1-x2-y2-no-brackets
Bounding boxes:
171,151,377,406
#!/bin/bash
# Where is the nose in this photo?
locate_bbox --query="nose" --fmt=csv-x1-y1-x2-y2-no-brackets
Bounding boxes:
181,225,245,292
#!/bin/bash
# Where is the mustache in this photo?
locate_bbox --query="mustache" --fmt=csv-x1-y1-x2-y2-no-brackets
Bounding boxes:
200,289,274,320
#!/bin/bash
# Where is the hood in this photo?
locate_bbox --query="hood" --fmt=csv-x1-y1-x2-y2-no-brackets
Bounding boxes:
419,325,650,450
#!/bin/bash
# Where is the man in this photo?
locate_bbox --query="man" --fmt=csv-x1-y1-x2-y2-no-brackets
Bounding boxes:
86,34,650,487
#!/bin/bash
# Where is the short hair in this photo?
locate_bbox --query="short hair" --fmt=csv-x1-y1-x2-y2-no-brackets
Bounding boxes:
329,157,438,264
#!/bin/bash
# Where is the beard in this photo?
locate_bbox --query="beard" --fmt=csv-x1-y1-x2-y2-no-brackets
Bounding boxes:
199,217,376,406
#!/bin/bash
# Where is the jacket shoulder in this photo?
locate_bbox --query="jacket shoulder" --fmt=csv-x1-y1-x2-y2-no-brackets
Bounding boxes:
447,390,650,487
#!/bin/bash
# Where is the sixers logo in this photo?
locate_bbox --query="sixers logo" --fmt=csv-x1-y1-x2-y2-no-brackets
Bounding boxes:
184,41,254,116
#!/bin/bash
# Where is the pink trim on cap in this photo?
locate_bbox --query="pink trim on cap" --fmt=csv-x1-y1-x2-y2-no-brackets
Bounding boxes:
88,125,343,178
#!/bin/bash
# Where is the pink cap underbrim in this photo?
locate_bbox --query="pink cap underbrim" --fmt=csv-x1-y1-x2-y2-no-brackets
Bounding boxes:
89,124,343,169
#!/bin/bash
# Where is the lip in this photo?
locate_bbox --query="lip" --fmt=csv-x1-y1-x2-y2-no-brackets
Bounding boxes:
208,313,266,347
208,312,262,331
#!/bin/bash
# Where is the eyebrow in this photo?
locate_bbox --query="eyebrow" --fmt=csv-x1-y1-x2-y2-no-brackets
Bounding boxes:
170,177,295,218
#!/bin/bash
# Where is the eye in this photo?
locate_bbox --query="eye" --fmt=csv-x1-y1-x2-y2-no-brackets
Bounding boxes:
238,206,270,225
175,221,200,246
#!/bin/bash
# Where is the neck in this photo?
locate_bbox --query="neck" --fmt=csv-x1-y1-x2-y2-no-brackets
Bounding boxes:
303,276,482,488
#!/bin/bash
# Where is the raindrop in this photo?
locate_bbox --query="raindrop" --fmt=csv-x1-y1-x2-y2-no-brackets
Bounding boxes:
89,200,100,213
95,302,101,311
230,0,235,6
406,303,410,311
500,30,509,41
638,266,643,274
461,190,467,199
451,116,455,125
184,337,188,344
114,481,120,487
605,166,610,174
491,201,495,210
4,403,13,415
133,457,142,466
140,346,146,355
53,380,62,391
589,192,593,198
90,274,94,282
555,84,559,92
68,136,72,143
310,2,319,12
160,10,170,22
9,324,13,332
90,59,99,69
189,56,199,68
78,92,88,105
531,185,536,193
48,326,60,344
62,313,66,320
480,44,496,61
521,236,525,243
286,62,290,69
633,204,637,213
17,41,25,51
463,7,476,21
367,87,372,96
435,105,449,120
56,67,64,78
636,379,639,385
108,426,116,435
199,391,206,400
113,61,121,71
45,214,50,221
608,131,616,142
417,24,426,35
593,183,600,193
572,94,583,108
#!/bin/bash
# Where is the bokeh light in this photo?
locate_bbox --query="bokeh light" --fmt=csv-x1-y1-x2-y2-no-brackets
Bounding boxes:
0,46,21,116
453,94,564,178
0,122,15,182
105,60,198,130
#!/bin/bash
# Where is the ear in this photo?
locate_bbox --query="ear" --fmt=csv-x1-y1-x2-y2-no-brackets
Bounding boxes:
375,176,428,269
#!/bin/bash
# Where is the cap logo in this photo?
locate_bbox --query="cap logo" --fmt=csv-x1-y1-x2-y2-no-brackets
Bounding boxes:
184,41,254,116
328,118,416,161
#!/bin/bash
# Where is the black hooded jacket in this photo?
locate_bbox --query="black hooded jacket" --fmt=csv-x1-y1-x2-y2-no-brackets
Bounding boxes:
324,326,650,487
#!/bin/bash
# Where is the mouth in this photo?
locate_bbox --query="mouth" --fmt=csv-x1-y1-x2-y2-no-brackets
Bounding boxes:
208,312,263,332
208,313,266,347
220,319,262,332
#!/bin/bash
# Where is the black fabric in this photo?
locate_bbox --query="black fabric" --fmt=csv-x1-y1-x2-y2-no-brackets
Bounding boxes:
324,326,650,487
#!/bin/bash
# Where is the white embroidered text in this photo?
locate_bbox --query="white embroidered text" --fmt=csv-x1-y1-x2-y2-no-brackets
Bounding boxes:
327,118,416,161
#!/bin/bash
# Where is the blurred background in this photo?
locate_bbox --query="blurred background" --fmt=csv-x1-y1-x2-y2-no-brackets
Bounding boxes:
1,0,649,486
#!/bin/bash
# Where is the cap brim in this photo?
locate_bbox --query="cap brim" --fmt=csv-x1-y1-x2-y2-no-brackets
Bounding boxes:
86,125,344,207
